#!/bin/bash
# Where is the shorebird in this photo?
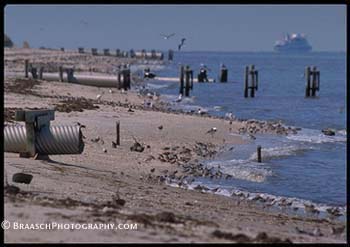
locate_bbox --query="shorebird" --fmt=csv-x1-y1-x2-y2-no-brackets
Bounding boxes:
178,38,186,51
176,94,182,102
160,33,175,40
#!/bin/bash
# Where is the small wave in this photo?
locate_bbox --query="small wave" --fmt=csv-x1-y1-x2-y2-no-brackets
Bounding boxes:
146,83,169,89
166,180,346,216
286,128,346,144
206,159,272,183
249,145,312,161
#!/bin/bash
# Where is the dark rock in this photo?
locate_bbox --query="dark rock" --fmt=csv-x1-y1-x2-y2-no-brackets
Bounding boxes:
12,173,33,184
322,128,335,136
130,142,145,152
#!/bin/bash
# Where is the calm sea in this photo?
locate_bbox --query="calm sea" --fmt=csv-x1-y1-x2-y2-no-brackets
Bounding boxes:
135,51,346,210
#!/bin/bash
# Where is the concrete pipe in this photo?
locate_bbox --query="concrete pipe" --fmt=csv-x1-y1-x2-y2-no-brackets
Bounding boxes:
4,125,84,155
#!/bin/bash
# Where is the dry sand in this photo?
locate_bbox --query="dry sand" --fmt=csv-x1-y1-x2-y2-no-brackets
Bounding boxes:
3,48,346,243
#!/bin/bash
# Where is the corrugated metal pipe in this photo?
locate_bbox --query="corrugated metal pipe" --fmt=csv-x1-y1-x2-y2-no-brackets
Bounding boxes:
4,125,84,155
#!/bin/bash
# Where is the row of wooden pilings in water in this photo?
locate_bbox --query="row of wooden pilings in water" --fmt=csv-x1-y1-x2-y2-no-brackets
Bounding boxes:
178,64,320,98
65,47,175,61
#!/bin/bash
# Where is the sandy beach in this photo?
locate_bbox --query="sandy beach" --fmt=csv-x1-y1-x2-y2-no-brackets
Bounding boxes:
3,48,346,243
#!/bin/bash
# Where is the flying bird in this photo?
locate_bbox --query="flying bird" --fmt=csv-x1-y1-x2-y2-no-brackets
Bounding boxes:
178,38,186,51
80,20,89,26
160,33,175,40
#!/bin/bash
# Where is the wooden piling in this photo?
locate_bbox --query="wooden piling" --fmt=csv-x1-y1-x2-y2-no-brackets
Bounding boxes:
311,66,317,97
184,66,190,97
168,49,174,61
219,67,228,83
39,67,44,79
179,65,184,95
116,121,120,146
25,59,29,78
31,67,38,79
244,66,249,98
316,71,320,91
59,66,63,82
305,66,311,97
91,48,98,56
255,70,259,91
250,65,255,98
257,145,262,163
103,49,110,56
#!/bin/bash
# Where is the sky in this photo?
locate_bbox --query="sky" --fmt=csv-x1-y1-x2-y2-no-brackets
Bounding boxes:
4,5,346,52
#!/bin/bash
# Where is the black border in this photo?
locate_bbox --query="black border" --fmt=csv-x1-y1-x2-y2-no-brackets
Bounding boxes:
1,2,348,246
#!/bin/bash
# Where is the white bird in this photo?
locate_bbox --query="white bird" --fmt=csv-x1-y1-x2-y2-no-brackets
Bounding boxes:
161,33,175,40
176,94,182,102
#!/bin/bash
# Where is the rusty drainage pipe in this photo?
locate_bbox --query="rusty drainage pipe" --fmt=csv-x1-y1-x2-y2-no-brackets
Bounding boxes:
4,125,84,155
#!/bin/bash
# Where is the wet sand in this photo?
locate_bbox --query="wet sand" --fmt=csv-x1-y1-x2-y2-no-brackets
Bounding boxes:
3,48,346,243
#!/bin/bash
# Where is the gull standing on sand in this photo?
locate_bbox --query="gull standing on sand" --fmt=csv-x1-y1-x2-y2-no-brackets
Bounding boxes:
178,38,186,51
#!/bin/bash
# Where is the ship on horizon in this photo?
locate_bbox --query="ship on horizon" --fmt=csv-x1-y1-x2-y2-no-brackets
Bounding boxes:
274,33,312,52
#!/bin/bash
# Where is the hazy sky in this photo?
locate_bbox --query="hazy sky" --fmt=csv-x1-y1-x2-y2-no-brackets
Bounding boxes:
4,5,346,52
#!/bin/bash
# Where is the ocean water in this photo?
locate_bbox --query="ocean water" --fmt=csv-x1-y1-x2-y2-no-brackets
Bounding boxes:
141,51,346,210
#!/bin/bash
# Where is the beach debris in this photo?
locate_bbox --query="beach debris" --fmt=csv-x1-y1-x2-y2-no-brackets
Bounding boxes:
158,125,163,130
303,203,319,215
150,168,155,173
12,173,33,184
326,207,342,217
331,226,345,235
322,128,335,136
128,107,135,112
96,94,103,101
91,136,101,143
206,127,217,136
109,89,113,94
5,173,20,195
103,148,107,153
112,141,117,148
130,137,145,152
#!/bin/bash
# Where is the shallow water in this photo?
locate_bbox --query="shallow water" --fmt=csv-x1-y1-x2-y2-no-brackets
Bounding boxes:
145,51,346,208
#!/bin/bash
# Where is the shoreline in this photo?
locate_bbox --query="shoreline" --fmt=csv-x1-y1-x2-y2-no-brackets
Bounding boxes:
4,48,346,243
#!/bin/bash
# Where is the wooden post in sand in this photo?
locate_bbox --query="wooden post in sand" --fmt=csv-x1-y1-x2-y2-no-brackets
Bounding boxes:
31,67,38,79
250,65,255,98
179,65,184,95
244,66,249,98
184,66,191,97
91,48,98,56
39,66,44,79
25,59,29,78
59,66,63,82
116,121,120,146
103,49,110,56
305,66,311,97
257,145,262,163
